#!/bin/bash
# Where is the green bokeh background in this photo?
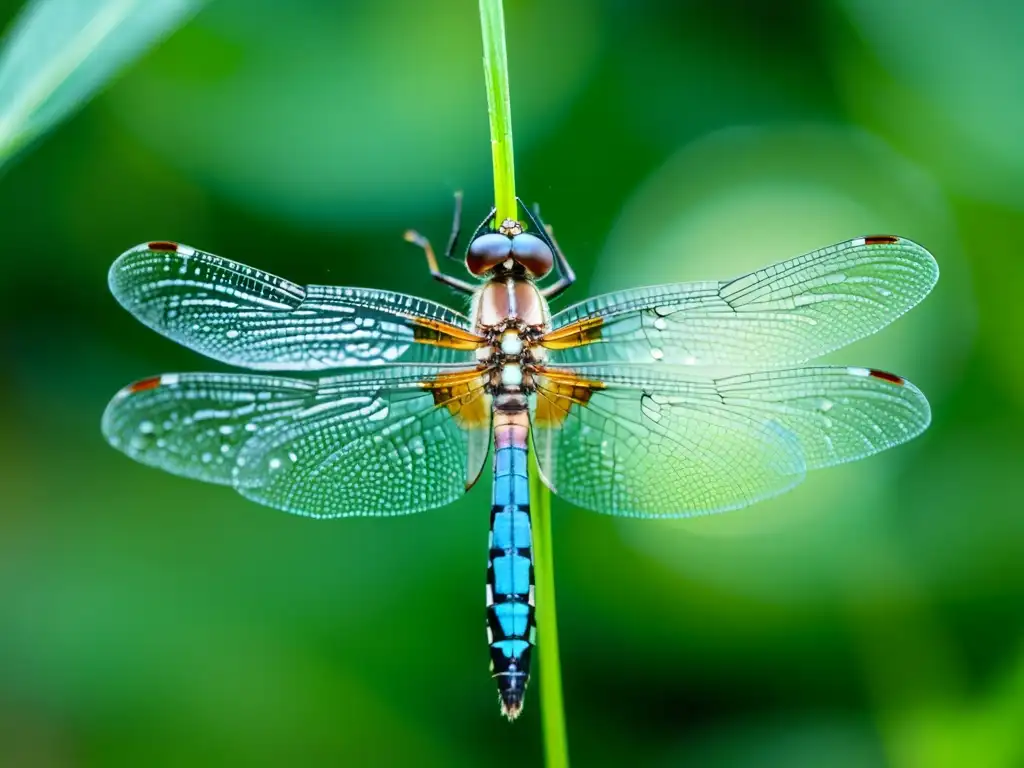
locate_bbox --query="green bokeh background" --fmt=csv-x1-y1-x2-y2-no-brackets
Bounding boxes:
2,1,1022,766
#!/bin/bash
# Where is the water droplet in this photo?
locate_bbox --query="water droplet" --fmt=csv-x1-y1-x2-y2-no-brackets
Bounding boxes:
653,317,667,331
201,452,213,463
650,348,664,361
409,436,426,457
820,399,833,412
245,423,258,433
226,329,240,339
288,451,298,462
220,444,231,454
139,420,155,434
219,425,234,435
269,457,282,470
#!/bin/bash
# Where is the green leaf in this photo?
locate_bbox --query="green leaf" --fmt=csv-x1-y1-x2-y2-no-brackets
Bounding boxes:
0,0,204,167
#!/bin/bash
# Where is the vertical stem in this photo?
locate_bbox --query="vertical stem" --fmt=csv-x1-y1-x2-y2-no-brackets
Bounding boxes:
479,0,517,223
529,444,569,767
479,1,569,765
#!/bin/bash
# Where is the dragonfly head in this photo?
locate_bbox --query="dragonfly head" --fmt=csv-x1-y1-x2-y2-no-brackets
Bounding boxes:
466,217,554,279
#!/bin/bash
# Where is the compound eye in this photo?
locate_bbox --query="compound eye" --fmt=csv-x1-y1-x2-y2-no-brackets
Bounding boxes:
511,233,554,278
466,233,512,276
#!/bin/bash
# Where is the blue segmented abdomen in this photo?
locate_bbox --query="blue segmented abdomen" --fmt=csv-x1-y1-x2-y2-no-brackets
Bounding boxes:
487,405,535,721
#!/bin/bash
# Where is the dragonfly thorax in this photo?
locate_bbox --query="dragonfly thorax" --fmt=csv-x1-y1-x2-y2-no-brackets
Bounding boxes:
473,278,550,396
473,278,551,330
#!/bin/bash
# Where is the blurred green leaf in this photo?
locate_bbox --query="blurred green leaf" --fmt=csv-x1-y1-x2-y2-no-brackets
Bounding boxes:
0,0,203,168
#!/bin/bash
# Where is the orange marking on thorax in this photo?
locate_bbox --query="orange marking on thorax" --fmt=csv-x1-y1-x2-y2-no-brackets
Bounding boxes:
540,317,604,350
411,317,487,350
533,369,606,427
422,368,491,428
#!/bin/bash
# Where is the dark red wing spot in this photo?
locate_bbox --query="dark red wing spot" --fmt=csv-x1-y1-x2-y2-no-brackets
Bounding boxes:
148,241,179,252
863,235,900,245
128,376,163,393
869,369,904,385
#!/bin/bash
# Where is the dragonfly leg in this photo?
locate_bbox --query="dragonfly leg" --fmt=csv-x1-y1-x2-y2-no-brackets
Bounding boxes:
403,229,479,294
443,190,464,261
526,202,576,300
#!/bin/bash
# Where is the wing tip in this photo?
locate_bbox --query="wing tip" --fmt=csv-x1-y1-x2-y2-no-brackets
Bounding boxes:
101,374,172,441
109,242,201,295
857,233,940,292
847,366,933,436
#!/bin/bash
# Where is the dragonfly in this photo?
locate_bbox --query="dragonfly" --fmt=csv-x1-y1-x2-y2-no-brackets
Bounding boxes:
102,194,937,720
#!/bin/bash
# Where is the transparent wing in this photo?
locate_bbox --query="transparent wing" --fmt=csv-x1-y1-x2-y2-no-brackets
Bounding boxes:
109,242,485,371
543,236,938,371
530,364,930,518
102,366,493,517
102,373,315,484
234,367,492,517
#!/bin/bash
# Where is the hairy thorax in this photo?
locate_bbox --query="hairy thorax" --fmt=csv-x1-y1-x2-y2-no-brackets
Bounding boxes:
472,278,550,395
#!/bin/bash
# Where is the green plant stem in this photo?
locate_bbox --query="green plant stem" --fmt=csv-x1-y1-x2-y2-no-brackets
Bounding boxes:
479,2,569,765
529,447,569,767
478,0,517,223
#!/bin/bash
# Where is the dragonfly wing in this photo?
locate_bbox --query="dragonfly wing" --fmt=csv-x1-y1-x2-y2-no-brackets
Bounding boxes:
110,242,485,370
102,372,315,485
103,366,492,517
235,366,492,517
530,364,930,517
707,366,931,470
544,236,938,370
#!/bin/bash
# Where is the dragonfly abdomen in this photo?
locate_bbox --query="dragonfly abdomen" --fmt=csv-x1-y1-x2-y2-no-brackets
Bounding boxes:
486,401,536,721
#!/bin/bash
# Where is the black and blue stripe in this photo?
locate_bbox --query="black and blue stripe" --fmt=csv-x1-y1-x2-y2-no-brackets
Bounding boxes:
486,414,536,720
